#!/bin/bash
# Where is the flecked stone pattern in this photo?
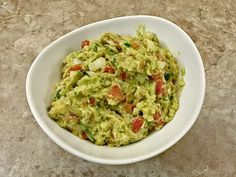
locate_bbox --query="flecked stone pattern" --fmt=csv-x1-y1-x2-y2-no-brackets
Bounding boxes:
0,0,236,176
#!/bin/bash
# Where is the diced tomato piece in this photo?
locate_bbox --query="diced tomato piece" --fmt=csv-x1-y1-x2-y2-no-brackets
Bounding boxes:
155,79,164,96
89,98,96,105
109,85,125,100
132,117,144,133
149,74,164,95
81,40,90,48
153,112,161,121
104,66,115,74
70,64,82,71
132,42,139,49
123,103,135,113
153,112,164,125
120,71,128,81
81,131,88,140
149,74,165,95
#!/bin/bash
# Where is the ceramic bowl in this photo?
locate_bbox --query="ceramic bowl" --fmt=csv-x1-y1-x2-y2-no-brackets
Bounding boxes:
26,15,205,165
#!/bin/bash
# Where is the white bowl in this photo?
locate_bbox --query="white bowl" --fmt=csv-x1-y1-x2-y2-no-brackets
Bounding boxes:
26,15,205,165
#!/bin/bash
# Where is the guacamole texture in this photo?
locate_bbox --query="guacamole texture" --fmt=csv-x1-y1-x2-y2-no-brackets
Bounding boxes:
48,26,185,146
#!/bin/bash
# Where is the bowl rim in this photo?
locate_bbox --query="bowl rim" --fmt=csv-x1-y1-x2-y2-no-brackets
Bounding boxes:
26,15,206,165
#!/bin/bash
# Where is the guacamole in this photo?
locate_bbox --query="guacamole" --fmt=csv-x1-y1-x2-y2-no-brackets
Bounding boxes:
48,26,185,146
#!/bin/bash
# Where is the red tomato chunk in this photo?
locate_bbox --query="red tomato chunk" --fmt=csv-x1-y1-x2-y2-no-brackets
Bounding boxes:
109,85,125,100
120,71,128,81
81,40,90,48
104,66,115,74
153,112,164,125
70,64,82,71
89,98,96,105
155,79,164,96
81,131,88,140
132,117,144,133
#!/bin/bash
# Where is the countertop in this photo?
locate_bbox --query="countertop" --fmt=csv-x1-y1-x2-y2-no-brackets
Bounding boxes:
0,0,235,176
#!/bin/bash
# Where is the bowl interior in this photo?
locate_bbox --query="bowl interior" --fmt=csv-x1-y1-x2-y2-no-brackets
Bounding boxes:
26,16,205,164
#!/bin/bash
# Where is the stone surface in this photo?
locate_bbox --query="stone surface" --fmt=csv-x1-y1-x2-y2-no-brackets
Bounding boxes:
0,0,236,176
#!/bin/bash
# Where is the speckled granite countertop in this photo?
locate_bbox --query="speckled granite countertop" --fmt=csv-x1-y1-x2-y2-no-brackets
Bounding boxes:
0,0,236,176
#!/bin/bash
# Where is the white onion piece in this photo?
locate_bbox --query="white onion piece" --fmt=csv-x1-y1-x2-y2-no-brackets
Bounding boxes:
72,58,82,65
69,71,78,76
107,40,115,46
89,57,106,71
86,71,96,77
157,61,166,69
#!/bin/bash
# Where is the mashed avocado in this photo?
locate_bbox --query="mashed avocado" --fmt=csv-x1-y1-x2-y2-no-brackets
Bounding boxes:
48,26,185,146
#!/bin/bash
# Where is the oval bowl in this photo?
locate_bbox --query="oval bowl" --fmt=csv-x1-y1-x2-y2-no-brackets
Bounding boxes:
26,15,205,165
